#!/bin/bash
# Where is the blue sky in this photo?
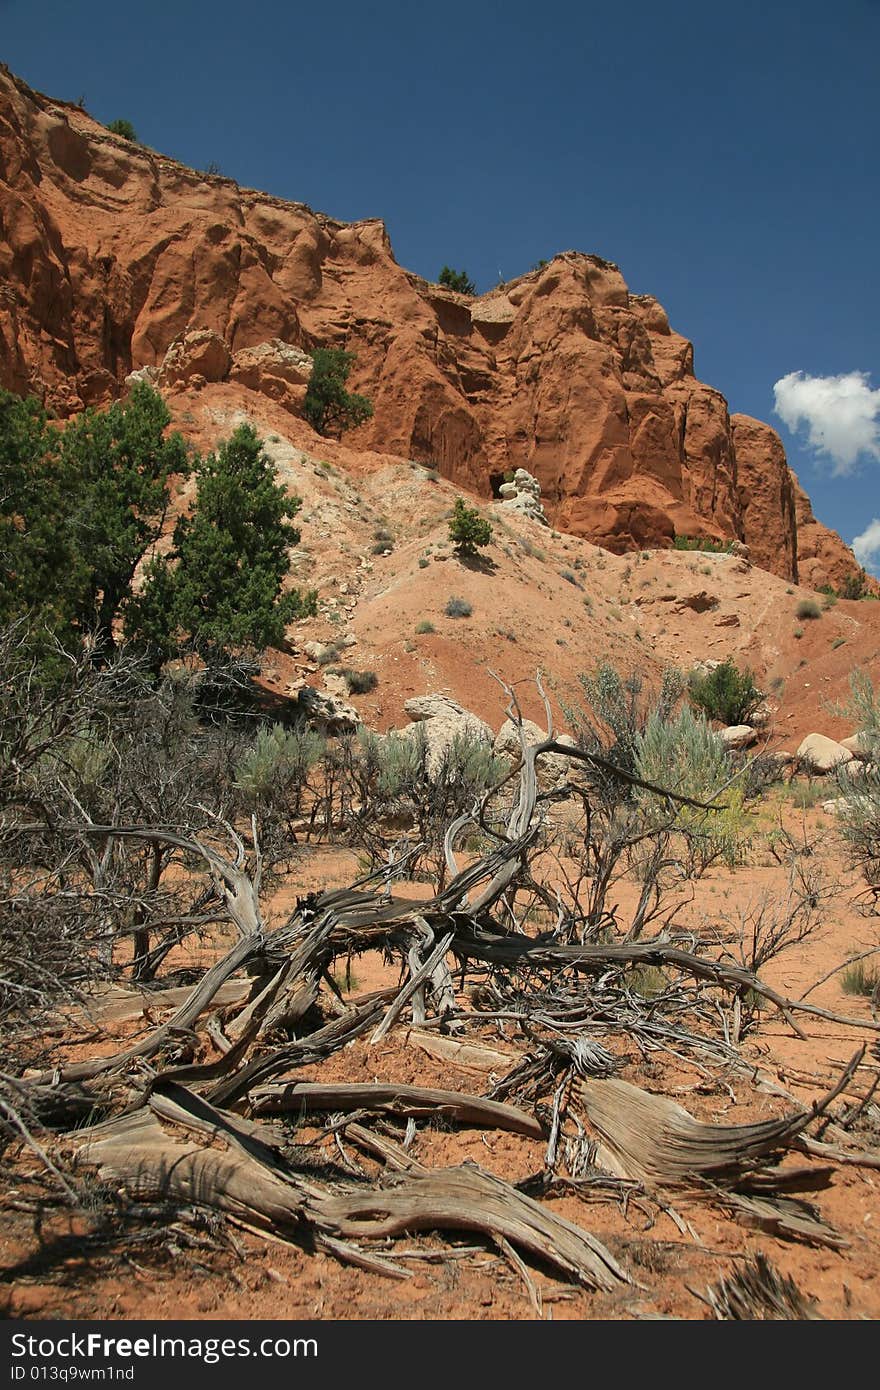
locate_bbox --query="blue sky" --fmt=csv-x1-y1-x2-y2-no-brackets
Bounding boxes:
3,0,878,567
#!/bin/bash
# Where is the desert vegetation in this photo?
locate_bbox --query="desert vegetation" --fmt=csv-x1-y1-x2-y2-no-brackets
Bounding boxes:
448,497,492,557
302,348,373,437
688,658,764,726
438,265,476,294
3,564,879,1319
105,118,137,141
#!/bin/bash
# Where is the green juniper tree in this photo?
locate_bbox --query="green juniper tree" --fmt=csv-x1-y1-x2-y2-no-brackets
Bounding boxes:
106,118,138,141
448,496,492,557
302,348,373,437
0,383,187,652
129,423,316,665
438,266,476,295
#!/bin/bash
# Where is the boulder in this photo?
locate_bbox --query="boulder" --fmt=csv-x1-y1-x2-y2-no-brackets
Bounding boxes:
400,695,493,775
796,733,853,775
493,717,571,786
158,329,231,388
841,731,875,761
296,684,359,734
719,725,757,750
124,365,158,388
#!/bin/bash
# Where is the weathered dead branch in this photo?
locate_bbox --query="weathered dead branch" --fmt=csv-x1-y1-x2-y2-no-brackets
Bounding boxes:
706,1254,823,1319
249,1081,545,1138
6,671,877,1308
573,1061,860,1186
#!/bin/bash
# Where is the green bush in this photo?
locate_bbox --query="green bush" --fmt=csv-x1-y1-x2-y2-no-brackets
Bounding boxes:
635,704,748,868
839,569,871,600
574,662,684,778
688,658,763,726
331,667,378,695
445,596,472,618
832,669,880,757
415,620,435,634
840,958,880,998
235,722,325,802
636,705,730,798
448,497,492,556
106,118,138,141
795,598,821,620
303,348,373,437
438,266,476,295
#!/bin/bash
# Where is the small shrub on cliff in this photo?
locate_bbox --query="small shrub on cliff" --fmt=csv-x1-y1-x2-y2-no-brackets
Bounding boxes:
438,266,476,295
672,535,734,553
688,658,763,726
448,498,492,556
303,349,373,437
106,118,138,141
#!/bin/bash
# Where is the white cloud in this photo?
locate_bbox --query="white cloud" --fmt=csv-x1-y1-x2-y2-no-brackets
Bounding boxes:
773,370,880,473
853,518,880,573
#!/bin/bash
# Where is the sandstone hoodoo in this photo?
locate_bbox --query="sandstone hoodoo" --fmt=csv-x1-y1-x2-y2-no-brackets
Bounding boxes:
0,63,867,589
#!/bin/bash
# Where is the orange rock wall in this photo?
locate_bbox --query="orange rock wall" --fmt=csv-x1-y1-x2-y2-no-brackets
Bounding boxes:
0,64,864,587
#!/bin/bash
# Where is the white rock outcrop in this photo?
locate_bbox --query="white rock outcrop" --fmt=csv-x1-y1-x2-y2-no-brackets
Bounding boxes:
841,731,875,761
497,468,547,526
296,685,359,733
229,340,313,406
399,695,493,774
493,718,573,786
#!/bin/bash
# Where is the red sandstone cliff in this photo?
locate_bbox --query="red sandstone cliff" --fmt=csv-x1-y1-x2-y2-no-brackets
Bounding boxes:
0,64,865,589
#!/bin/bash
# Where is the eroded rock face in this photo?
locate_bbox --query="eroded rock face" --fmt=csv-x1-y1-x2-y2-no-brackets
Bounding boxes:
790,473,868,593
731,415,798,582
229,340,312,411
157,329,231,389
0,63,867,588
